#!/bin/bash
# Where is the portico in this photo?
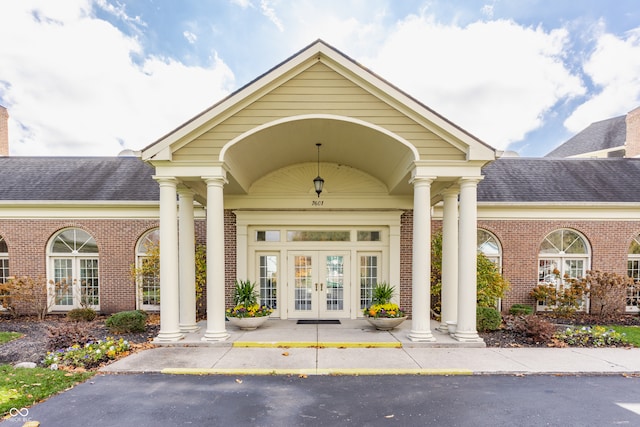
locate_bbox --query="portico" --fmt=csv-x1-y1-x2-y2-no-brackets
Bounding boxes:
141,40,495,344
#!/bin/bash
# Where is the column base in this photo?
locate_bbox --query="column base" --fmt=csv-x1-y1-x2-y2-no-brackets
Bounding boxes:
454,330,483,342
436,322,449,333
201,330,230,342
155,331,185,342
179,323,201,333
407,330,436,342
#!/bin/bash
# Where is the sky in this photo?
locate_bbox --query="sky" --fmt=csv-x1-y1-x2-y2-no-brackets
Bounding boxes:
1,1,639,157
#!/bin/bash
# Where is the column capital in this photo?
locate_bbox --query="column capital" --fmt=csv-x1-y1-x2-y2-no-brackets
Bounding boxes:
152,176,178,185
457,176,484,186
202,175,228,186
441,186,460,197
409,175,437,186
176,186,195,197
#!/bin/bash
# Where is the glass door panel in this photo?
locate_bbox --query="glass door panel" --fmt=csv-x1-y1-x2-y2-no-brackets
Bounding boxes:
288,251,350,318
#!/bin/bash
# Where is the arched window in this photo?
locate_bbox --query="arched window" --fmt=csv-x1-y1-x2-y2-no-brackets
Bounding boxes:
477,229,501,268
627,234,640,312
537,229,590,309
48,228,99,310
0,235,8,284
135,229,160,311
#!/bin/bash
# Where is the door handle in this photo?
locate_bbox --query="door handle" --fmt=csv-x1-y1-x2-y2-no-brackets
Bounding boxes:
315,283,318,291
320,283,324,291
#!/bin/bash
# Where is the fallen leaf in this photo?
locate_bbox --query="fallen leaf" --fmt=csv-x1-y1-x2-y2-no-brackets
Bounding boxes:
282,352,289,356
235,378,243,384
298,374,308,378
385,414,394,418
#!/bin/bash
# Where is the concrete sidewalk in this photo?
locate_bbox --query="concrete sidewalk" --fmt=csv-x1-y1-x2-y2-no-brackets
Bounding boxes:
100,319,640,376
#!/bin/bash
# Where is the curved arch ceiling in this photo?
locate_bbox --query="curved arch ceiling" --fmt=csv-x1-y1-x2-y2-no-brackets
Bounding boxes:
223,117,415,195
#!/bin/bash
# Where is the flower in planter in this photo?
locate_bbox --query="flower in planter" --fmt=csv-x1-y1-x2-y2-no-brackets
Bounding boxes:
363,283,405,319
226,280,273,318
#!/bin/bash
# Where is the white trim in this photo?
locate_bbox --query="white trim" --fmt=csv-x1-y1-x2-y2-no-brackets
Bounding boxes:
219,114,421,162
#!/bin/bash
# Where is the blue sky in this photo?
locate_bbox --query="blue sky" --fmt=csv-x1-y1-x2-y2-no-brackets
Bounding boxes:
1,0,639,157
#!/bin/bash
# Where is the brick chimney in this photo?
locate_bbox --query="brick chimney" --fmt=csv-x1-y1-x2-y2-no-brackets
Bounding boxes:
626,106,640,158
0,106,8,157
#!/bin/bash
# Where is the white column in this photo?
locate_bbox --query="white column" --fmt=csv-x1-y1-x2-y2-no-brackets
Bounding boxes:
438,187,459,333
202,176,230,341
155,177,184,341
408,176,436,342
455,177,483,342
178,188,199,332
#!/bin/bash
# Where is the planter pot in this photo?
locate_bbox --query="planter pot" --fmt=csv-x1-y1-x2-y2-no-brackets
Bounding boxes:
445,320,457,336
228,316,270,331
365,316,407,331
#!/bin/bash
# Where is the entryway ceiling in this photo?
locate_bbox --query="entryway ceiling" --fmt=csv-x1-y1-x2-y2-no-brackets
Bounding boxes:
223,117,414,195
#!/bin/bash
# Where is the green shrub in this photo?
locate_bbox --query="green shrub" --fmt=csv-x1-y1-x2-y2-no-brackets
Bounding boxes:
105,310,147,333
509,304,533,316
555,325,629,347
67,307,97,322
476,307,502,332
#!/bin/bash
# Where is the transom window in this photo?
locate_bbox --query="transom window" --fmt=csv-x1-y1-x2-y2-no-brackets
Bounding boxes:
537,229,590,310
627,234,640,312
48,228,99,310
136,229,160,311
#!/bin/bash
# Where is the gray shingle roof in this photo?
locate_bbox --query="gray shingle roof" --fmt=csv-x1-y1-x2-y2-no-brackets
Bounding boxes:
479,157,640,203
1,156,638,205
545,115,626,157
0,157,159,201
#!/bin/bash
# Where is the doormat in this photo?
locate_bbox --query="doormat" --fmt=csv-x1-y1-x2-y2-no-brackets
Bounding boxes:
296,319,341,325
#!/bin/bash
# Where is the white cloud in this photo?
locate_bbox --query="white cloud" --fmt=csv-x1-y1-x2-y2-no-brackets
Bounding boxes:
183,30,198,44
360,15,586,150
260,0,284,32
0,1,235,156
564,28,640,132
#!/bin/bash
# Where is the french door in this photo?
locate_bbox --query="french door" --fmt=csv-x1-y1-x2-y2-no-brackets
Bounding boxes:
288,251,350,318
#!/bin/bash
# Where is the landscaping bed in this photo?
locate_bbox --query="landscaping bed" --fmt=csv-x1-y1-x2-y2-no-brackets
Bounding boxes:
0,314,159,366
480,313,640,348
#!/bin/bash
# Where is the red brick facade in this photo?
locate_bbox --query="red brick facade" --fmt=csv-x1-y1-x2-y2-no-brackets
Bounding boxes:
0,219,160,314
2,211,638,316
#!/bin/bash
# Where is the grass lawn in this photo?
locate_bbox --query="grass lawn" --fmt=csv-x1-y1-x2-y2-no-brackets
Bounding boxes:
0,332,22,345
0,364,94,417
609,325,640,347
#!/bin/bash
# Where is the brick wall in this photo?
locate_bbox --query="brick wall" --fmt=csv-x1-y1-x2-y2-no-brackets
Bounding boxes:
478,219,640,312
0,218,158,314
399,210,413,315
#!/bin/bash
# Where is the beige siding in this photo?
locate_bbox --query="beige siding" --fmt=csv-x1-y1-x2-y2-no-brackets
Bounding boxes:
173,63,464,161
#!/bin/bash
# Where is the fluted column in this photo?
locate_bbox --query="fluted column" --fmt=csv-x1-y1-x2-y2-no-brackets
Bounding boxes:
408,175,436,342
154,177,184,342
455,177,483,342
202,176,230,341
178,188,199,332
438,187,459,333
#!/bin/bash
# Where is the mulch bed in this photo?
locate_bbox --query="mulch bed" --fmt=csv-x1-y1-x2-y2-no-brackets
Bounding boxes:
480,313,640,348
0,314,159,365
1,312,638,365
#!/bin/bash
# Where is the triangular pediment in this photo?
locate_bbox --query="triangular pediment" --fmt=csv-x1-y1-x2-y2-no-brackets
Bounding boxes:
141,40,495,199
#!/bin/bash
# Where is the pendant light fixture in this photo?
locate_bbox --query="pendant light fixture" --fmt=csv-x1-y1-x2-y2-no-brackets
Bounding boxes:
313,143,324,197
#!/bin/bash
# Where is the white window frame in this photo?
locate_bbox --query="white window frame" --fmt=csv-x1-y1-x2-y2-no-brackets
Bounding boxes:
135,229,160,312
358,252,382,309
0,236,9,310
0,235,8,284
627,234,640,313
47,228,100,311
537,229,590,312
